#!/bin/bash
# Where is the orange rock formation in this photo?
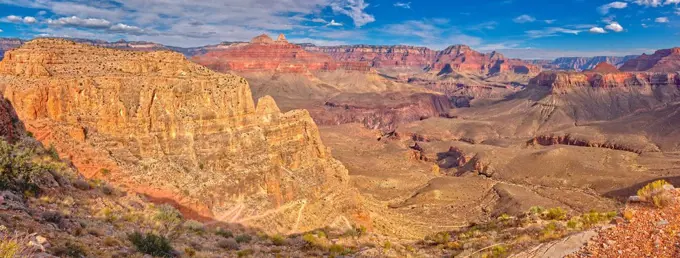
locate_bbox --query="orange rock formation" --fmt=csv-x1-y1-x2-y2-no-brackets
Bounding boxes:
0,38,366,232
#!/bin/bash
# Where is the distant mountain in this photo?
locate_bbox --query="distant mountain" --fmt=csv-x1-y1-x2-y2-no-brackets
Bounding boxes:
527,55,638,71
620,48,680,72
0,38,26,59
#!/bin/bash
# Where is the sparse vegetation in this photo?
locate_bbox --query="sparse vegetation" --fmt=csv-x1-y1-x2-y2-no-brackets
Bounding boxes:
153,204,183,230
0,234,34,258
637,180,674,208
128,231,174,257
215,228,233,238
183,220,205,233
542,207,567,221
270,234,287,246
53,242,87,258
217,238,240,250
235,234,252,244
0,140,51,196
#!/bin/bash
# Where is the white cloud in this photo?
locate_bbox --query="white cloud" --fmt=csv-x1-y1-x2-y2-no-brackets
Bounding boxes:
605,22,624,32
676,8,680,15
47,16,112,28
23,16,36,24
589,27,607,33
0,29,3,33
326,19,343,26
525,27,583,38
37,10,47,16
330,0,375,27
288,37,348,46
631,0,680,6
598,2,627,14
513,14,536,23
5,15,23,23
311,18,327,23
394,2,411,9
642,23,649,28
655,17,669,23
544,19,557,24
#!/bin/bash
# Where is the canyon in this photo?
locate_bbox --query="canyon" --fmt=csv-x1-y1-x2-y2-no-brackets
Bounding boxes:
0,38,367,234
2,35,680,257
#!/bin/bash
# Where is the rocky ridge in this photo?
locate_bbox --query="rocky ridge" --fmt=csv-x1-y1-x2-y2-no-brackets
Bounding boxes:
0,38,366,233
529,55,638,71
192,34,370,74
620,47,680,72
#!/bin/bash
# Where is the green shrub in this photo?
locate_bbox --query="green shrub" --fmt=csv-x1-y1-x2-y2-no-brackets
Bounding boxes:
215,228,233,238
0,234,33,258
46,144,60,161
154,204,183,227
0,140,50,196
638,180,674,208
42,211,63,224
217,238,239,250
528,206,545,215
543,207,567,221
270,234,286,246
235,234,252,244
426,232,451,245
128,232,174,257
53,242,87,258
490,244,508,257
236,249,254,257
183,220,205,232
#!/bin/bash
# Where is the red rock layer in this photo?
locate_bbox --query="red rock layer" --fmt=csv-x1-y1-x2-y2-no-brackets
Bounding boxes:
303,44,437,68
304,44,539,75
312,92,454,131
430,45,540,75
589,62,619,73
620,47,680,72
192,34,370,74
529,71,680,92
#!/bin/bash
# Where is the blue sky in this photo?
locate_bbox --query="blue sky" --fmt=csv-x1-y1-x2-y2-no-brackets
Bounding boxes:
1,0,679,59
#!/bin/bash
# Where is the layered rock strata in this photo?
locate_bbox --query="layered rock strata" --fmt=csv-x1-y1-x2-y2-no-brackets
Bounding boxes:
0,38,366,232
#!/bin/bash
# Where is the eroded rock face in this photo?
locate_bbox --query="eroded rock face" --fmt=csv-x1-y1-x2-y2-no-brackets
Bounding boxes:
620,47,680,72
192,34,370,74
302,45,437,68
303,44,540,75
430,45,540,75
0,38,25,60
0,38,366,233
530,71,680,92
315,92,454,131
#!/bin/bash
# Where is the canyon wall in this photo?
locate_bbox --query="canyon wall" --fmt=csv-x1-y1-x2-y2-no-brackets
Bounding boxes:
0,38,366,232
619,48,680,72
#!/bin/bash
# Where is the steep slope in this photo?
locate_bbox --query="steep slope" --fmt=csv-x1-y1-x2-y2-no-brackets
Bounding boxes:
532,55,638,71
429,45,540,75
301,44,436,69
620,47,680,72
0,38,366,233
589,62,619,73
0,38,25,60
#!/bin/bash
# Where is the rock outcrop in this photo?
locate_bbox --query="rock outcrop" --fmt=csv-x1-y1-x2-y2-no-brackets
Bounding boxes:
192,34,370,74
303,44,539,75
0,38,366,233
528,55,638,71
302,44,437,68
619,47,680,72
589,62,619,73
429,45,540,75
0,38,25,60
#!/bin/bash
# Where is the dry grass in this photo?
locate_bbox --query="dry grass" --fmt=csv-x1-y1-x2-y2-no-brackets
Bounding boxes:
0,234,34,258
637,180,674,208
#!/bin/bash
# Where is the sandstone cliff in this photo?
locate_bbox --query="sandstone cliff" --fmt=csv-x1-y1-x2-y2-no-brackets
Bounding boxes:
528,55,638,71
303,43,539,76
192,34,370,74
619,47,680,72
0,38,366,233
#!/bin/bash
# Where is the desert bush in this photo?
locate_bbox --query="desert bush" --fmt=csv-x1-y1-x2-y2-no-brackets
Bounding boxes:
184,247,196,257
154,204,183,228
343,225,367,238
183,220,205,233
302,232,328,250
270,234,287,246
73,179,90,190
0,140,50,196
53,242,87,258
236,249,254,257
42,211,63,224
637,180,674,208
528,206,545,215
581,211,617,227
128,231,174,257
217,238,239,250
489,244,508,258
623,209,634,221
234,234,252,244
330,244,350,255
542,207,567,221
426,232,451,245
215,228,233,238
46,144,60,161
0,234,34,258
